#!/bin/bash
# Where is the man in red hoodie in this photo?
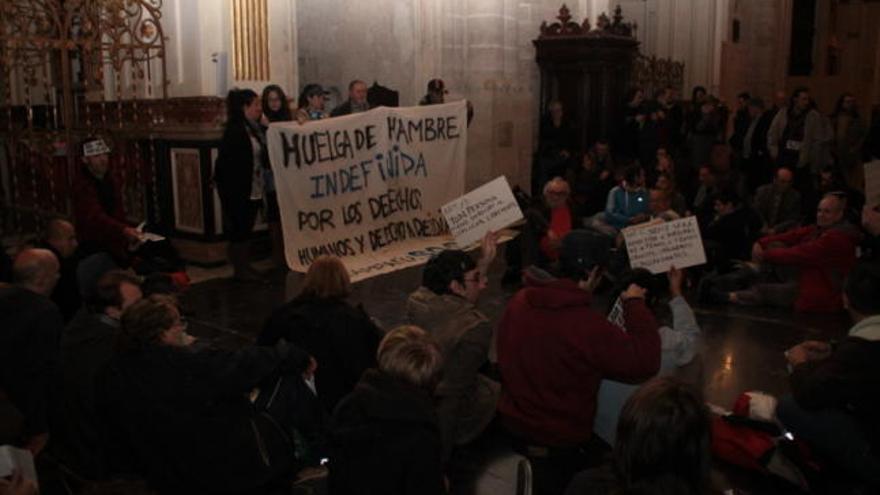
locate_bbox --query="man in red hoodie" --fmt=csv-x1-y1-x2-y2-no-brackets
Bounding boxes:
496,229,661,494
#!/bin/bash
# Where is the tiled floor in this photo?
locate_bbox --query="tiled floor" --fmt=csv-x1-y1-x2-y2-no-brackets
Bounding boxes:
179,252,853,493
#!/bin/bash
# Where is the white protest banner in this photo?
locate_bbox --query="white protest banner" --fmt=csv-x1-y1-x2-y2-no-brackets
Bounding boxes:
622,215,706,274
865,160,880,207
266,101,467,281
441,176,523,248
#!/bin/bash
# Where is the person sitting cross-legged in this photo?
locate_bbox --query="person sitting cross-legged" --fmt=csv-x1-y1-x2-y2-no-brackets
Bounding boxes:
589,165,649,237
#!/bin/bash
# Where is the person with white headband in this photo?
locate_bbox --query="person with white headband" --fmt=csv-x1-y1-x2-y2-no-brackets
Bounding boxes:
72,136,143,263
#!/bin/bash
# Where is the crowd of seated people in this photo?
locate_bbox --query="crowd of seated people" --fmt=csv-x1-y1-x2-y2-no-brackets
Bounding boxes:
4,80,880,495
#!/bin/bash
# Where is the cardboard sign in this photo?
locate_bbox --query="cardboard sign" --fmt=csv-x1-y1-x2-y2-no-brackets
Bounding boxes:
623,215,706,274
266,102,468,281
865,160,880,207
441,176,523,248
82,138,110,157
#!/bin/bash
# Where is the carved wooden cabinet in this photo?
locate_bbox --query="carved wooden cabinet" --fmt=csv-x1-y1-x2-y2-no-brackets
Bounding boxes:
534,5,639,151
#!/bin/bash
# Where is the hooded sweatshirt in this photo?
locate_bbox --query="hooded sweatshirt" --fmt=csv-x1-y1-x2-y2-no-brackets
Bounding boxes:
496,272,660,446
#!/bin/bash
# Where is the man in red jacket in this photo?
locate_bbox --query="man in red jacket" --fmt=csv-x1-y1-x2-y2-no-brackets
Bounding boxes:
496,229,661,494
72,137,143,263
705,192,860,312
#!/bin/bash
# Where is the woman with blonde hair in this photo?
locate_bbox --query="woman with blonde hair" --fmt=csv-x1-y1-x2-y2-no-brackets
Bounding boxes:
258,255,381,413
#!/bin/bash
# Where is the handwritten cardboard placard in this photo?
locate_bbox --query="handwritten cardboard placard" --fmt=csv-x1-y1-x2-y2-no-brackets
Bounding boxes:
622,215,706,274
266,101,467,281
865,160,880,207
441,176,523,248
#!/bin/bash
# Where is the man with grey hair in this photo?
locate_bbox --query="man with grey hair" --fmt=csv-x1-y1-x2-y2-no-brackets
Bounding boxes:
0,248,63,455
330,79,371,117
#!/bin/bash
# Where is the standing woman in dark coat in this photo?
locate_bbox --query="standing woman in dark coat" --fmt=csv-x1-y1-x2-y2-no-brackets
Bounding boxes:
260,85,292,269
258,255,382,414
214,89,266,281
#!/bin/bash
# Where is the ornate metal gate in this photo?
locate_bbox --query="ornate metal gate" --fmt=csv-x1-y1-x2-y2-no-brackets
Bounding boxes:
0,0,168,240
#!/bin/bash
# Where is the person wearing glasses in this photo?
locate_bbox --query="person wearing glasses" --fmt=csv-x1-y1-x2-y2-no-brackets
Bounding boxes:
406,232,499,464
701,192,860,312
521,177,576,270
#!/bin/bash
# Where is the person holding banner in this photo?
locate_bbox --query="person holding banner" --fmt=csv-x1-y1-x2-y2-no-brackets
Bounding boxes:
260,84,293,268
330,79,371,117
214,89,266,281
406,232,500,463
295,83,330,124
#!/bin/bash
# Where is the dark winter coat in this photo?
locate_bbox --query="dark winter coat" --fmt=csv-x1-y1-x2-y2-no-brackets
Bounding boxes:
96,341,309,494
0,286,62,438
328,369,445,495
258,294,381,414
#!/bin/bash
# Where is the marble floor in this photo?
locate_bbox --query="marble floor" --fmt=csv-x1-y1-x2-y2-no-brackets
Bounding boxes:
179,251,853,493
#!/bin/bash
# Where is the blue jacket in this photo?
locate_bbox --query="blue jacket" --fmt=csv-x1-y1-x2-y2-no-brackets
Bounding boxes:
603,186,649,229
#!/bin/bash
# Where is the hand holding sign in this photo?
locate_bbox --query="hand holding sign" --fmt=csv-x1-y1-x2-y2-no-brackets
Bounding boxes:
441,176,523,249
667,266,684,297
479,231,498,265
